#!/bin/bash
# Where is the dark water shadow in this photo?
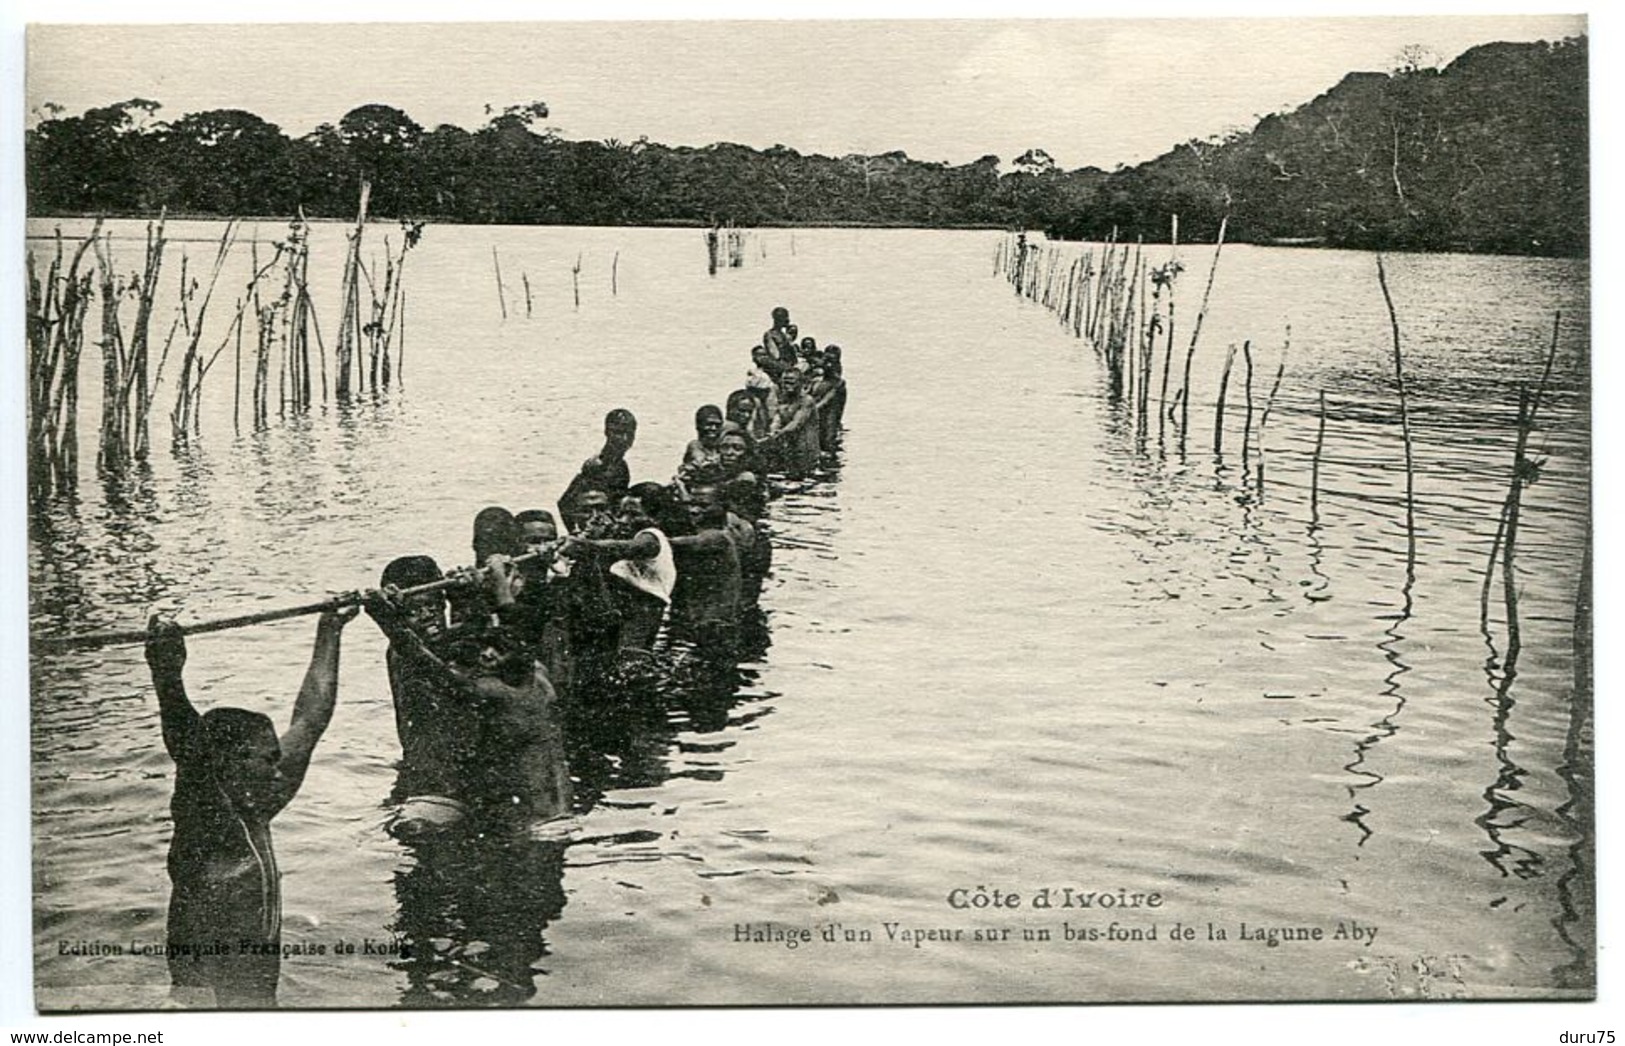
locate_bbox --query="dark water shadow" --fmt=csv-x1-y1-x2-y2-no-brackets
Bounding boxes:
1550,530,1594,990
390,832,568,1006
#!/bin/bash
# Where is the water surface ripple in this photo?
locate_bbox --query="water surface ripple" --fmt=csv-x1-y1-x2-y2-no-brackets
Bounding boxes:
30,223,1590,1006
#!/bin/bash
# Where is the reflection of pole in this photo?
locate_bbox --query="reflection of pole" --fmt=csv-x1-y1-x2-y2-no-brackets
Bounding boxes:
1550,518,1595,988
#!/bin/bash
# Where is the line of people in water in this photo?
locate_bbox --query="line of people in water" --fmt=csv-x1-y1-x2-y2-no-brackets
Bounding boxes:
142,307,847,1006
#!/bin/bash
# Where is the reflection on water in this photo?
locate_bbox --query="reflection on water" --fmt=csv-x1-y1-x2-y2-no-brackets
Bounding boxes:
391,833,568,1006
30,223,1590,1006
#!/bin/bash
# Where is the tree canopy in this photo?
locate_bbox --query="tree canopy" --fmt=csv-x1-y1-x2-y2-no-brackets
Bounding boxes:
25,36,1587,257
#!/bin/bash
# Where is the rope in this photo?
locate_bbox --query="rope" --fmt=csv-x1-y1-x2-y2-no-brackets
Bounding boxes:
33,547,556,654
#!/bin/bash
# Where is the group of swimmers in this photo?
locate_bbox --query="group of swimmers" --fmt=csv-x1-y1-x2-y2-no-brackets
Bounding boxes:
141,306,847,1006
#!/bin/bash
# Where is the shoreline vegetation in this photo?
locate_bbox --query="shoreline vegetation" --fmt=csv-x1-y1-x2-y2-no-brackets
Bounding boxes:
26,36,1586,260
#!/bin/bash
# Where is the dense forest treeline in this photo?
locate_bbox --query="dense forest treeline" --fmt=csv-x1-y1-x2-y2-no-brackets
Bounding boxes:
26,36,1586,256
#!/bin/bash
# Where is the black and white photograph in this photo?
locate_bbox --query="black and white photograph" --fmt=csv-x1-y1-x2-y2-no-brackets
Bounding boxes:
8,4,1603,1028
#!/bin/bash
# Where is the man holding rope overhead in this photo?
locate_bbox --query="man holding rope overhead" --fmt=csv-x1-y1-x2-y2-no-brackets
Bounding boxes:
145,604,357,1007
371,555,480,839
367,560,573,834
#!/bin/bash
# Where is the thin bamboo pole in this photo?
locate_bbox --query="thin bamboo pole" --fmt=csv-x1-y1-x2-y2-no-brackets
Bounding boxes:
34,546,562,653
1240,339,1256,477
1480,312,1562,630
1253,327,1290,492
1374,254,1416,553
1311,390,1328,519
1177,215,1228,452
1214,343,1237,455
337,182,371,399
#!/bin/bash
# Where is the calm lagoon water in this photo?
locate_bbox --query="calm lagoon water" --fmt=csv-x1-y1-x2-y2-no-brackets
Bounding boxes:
28,221,1590,1007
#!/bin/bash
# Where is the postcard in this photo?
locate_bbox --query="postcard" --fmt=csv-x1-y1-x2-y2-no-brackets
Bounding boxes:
19,12,1593,1014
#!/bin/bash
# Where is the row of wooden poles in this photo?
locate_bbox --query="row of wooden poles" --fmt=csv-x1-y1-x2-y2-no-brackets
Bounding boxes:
26,181,417,501
994,218,1248,460
993,222,1572,686
490,246,619,320
705,222,751,276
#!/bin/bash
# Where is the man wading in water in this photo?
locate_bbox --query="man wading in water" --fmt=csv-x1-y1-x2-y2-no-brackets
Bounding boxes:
372,555,482,838
767,367,821,477
669,483,744,658
558,408,638,531
367,564,572,832
145,606,357,1007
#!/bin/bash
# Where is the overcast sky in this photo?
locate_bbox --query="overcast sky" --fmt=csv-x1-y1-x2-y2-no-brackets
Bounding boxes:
20,8,1585,172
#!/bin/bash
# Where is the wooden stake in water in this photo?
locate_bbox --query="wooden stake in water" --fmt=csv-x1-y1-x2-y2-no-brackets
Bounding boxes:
26,230,96,499
232,301,243,434
1254,326,1290,493
1240,339,1256,478
1177,215,1228,454
491,245,508,321
1214,343,1238,456
1374,254,1416,556
337,182,371,400
1480,311,1562,631
1485,385,1536,676
1311,389,1328,519
396,293,405,387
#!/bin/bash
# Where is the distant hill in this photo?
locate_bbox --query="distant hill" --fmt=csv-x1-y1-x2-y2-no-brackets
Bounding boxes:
1045,36,1588,256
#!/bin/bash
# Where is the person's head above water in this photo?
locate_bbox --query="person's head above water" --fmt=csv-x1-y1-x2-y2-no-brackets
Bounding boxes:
472,506,519,564
687,483,728,527
726,389,756,423
615,492,656,532
779,368,804,397
575,490,615,532
515,509,559,547
695,404,724,444
380,554,448,636
199,706,283,815
629,481,687,535
718,432,750,472
603,408,638,455
445,625,533,688
771,306,790,328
